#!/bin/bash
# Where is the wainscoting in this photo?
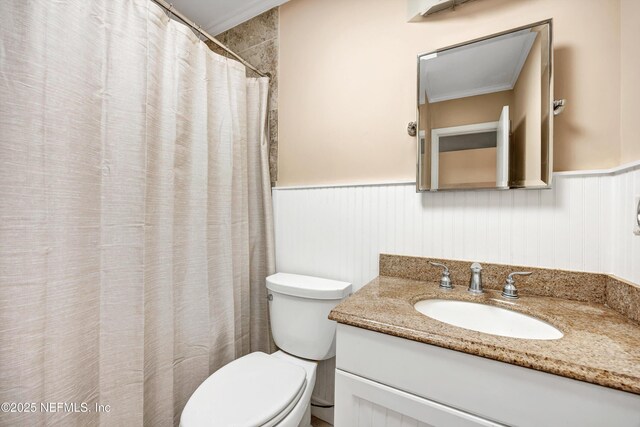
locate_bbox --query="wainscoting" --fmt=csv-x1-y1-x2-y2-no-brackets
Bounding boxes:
273,162,640,425
273,164,640,291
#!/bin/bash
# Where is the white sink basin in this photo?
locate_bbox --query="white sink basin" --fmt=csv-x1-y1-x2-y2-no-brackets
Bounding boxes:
414,299,563,340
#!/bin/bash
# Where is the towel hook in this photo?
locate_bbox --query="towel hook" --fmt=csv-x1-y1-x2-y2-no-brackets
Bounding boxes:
553,99,566,116
407,121,417,137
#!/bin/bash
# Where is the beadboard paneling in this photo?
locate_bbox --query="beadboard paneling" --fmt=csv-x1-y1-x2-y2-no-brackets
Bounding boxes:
273,167,640,291
273,166,640,422
353,397,431,427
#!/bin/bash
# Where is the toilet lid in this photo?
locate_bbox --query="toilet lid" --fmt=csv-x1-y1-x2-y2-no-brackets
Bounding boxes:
180,352,307,427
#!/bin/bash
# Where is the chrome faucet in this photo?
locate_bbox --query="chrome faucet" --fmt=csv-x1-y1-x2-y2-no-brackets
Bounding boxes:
429,261,453,289
468,262,483,294
501,271,532,299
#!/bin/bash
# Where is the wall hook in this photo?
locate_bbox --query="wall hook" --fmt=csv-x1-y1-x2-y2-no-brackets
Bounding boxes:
407,121,417,136
553,99,566,116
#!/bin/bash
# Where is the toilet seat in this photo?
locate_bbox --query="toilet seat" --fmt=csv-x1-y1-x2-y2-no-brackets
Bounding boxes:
180,352,307,427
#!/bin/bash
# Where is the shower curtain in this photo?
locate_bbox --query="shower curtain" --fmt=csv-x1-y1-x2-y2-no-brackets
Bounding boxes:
0,0,275,425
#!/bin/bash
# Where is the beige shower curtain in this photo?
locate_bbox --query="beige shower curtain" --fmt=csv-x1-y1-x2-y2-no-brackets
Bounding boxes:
0,0,275,425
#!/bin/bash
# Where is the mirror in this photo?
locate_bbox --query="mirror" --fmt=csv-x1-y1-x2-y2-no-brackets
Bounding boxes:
417,21,553,192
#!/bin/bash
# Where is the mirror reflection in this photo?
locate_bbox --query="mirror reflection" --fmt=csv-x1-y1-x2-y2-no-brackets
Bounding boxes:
417,22,552,191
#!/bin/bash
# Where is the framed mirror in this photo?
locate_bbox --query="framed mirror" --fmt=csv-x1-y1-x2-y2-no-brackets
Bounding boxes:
416,21,553,192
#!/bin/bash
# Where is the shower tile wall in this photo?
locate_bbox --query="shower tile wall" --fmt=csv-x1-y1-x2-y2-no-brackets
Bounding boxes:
208,8,279,183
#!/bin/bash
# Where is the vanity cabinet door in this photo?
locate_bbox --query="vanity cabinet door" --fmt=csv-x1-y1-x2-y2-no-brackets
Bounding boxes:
336,324,640,427
335,369,503,427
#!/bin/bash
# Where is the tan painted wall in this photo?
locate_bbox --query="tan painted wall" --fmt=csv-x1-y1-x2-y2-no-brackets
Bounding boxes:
439,147,496,188
620,0,640,164
428,90,513,130
278,0,629,186
422,91,511,189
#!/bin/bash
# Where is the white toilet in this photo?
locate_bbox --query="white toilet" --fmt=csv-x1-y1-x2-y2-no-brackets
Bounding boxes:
180,272,352,427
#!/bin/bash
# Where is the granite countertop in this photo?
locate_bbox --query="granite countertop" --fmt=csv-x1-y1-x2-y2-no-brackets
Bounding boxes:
329,275,640,395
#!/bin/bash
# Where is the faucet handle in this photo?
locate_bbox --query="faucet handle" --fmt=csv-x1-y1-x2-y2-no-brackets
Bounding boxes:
502,272,532,299
429,261,453,289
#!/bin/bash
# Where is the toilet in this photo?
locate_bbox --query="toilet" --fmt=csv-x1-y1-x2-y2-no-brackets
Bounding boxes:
180,272,352,427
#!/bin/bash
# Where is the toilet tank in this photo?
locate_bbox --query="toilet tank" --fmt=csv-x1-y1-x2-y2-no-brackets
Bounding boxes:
266,273,352,361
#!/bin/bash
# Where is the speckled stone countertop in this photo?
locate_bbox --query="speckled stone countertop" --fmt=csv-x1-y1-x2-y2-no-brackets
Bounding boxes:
329,258,640,395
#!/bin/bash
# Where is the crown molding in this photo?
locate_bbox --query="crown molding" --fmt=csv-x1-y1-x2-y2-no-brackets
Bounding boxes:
205,0,288,36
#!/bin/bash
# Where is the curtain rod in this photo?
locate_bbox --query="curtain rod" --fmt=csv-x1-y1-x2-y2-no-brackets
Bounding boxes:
151,0,270,78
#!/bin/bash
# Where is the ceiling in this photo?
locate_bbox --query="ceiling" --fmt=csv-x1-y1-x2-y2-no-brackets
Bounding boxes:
419,29,537,104
169,0,289,35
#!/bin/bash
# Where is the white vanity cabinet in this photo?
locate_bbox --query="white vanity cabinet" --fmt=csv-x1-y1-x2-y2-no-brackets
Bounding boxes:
334,324,640,427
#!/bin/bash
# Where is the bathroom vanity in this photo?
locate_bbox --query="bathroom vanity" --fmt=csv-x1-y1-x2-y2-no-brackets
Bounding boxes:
330,256,640,427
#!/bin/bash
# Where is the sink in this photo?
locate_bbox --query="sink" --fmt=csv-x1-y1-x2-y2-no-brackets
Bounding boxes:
414,299,563,340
